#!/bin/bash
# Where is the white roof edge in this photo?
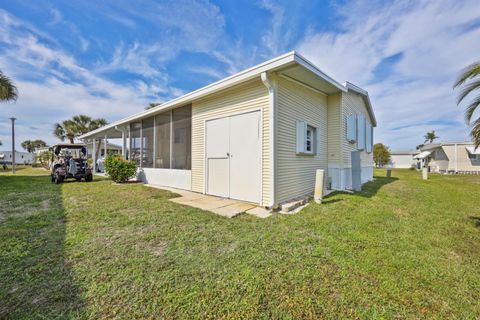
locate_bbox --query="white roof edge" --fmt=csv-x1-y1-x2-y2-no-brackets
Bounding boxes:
80,51,298,139
80,51,368,139
293,52,347,92
343,81,377,127
466,146,480,155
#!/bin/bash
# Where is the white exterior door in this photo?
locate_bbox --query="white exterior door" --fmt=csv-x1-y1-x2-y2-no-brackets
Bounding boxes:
206,117,230,198
206,111,261,203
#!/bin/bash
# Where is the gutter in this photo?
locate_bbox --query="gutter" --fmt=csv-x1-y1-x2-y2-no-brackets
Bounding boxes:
261,72,277,209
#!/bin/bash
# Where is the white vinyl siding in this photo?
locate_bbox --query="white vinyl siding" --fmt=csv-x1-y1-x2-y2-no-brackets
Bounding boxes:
341,91,374,169
191,79,271,206
276,77,328,204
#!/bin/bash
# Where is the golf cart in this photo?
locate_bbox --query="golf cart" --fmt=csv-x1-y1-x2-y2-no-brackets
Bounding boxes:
50,143,93,184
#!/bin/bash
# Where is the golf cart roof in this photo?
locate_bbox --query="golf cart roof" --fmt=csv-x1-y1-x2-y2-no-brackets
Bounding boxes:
52,143,87,149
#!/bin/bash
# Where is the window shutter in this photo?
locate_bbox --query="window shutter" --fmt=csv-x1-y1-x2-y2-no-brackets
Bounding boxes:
357,115,366,150
296,120,306,153
366,123,372,153
346,114,357,142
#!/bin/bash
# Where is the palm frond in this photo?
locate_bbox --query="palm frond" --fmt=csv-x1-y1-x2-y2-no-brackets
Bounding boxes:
464,95,480,124
456,79,480,105
0,70,18,102
453,62,480,88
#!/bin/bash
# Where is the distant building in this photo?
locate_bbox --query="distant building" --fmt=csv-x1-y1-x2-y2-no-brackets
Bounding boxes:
389,150,418,168
415,142,480,173
0,151,34,165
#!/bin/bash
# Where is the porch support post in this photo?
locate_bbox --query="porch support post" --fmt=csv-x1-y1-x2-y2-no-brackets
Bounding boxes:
104,135,108,158
128,125,131,160
92,138,97,173
122,130,126,159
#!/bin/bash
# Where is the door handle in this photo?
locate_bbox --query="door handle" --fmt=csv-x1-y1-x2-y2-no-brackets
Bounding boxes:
226,152,230,157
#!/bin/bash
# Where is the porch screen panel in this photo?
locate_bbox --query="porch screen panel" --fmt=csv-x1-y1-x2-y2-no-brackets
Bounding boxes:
130,122,142,165
172,105,192,170
142,117,154,168
154,112,171,168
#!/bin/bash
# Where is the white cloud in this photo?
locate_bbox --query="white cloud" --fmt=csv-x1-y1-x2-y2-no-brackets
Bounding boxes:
296,0,480,149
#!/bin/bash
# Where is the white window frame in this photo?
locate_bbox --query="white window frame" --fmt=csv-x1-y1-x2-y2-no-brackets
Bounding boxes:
296,120,318,155
305,125,315,154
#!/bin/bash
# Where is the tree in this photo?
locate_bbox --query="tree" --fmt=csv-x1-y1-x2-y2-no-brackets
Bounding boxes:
454,61,480,148
0,70,18,102
54,115,107,144
373,143,391,167
54,120,77,143
21,139,47,153
145,102,161,110
424,130,439,144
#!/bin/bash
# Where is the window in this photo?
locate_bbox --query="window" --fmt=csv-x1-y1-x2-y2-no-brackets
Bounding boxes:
130,105,191,170
468,153,478,160
155,111,171,169
305,125,315,153
172,105,192,169
142,117,154,168
130,122,141,165
296,120,318,155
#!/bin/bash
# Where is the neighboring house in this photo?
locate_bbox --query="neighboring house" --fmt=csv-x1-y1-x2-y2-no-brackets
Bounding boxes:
80,52,376,208
86,141,121,158
389,150,418,168
415,142,480,173
0,151,34,165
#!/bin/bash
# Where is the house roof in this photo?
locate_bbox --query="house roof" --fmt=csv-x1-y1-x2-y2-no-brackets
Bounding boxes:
80,51,376,139
390,150,418,155
414,151,432,159
421,141,476,151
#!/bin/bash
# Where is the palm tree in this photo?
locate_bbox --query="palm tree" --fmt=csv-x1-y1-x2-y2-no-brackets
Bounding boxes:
0,70,18,102
424,131,439,144
454,61,480,148
21,139,47,153
54,120,77,143
54,115,107,144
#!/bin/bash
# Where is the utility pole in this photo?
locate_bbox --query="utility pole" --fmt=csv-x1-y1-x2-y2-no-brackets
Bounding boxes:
10,117,16,174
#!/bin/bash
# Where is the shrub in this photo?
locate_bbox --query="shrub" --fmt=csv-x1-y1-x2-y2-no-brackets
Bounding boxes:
104,155,137,183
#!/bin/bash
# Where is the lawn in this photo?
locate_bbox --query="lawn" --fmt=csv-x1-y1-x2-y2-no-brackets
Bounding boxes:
1,167,479,319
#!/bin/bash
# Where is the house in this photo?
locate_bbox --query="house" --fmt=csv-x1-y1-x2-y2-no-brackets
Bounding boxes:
415,142,480,173
389,150,418,168
85,141,122,158
0,151,34,165
80,52,376,208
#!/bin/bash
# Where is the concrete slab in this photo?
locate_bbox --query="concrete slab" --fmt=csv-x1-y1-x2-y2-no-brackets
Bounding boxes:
246,207,273,218
211,202,256,218
144,184,270,218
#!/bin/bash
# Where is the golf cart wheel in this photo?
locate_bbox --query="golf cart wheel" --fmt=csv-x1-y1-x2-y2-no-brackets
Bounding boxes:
54,174,64,184
85,174,93,182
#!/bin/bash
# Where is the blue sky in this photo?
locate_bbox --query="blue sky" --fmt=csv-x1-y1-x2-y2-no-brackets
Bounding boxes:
1,0,479,151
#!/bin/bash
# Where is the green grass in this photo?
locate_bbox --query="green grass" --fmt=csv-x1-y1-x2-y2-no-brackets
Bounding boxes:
1,167,480,319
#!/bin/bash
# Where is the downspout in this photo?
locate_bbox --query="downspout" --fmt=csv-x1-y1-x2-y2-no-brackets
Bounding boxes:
261,72,277,209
